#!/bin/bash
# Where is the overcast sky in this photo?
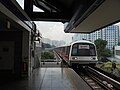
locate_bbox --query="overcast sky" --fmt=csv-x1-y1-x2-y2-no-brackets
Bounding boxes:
35,21,73,43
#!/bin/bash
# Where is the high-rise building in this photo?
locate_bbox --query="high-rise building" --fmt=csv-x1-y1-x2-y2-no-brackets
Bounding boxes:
72,25,119,50
103,25,119,49
72,33,90,41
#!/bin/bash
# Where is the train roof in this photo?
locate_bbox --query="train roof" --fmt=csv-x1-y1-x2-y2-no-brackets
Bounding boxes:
54,40,95,49
70,40,95,45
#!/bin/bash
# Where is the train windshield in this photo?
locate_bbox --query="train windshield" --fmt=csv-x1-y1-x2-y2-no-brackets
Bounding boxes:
71,43,96,56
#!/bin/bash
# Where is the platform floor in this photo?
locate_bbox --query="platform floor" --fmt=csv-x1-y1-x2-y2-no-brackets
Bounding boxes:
0,68,92,90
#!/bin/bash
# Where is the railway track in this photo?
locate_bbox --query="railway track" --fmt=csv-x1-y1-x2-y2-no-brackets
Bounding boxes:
73,66,120,90
54,51,120,89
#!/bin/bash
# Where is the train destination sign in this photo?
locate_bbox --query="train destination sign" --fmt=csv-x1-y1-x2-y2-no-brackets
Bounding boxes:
79,45,89,49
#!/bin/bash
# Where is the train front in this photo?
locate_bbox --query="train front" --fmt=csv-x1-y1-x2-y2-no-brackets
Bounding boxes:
69,41,98,66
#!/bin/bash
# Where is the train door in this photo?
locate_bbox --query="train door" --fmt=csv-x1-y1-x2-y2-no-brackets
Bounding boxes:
0,41,14,71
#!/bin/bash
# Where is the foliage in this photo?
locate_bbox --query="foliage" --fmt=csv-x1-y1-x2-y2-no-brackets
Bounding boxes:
94,38,111,61
97,61,120,75
103,48,112,57
41,51,54,59
117,63,120,73
96,61,112,72
95,38,107,50
42,43,51,49
42,43,56,50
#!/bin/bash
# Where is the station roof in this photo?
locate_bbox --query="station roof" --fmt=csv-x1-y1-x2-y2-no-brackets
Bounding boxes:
24,0,120,33
1,0,120,33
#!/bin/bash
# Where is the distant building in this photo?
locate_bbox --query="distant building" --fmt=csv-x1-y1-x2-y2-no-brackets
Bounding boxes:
89,30,103,42
42,38,66,47
72,33,90,41
52,40,66,47
102,25,119,49
72,25,119,50
42,38,52,45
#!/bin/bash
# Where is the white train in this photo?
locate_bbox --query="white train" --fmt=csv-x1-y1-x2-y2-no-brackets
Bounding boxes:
54,40,98,67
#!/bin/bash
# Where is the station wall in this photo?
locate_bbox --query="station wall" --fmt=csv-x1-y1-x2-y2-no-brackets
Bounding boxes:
0,31,22,77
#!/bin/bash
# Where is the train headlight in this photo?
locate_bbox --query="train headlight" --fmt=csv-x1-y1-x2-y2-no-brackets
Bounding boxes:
75,57,78,60
72,57,78,60
91,57,96,60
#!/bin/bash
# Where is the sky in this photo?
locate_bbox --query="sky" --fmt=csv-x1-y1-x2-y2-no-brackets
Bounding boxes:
16,0,74,44
35,21,73,43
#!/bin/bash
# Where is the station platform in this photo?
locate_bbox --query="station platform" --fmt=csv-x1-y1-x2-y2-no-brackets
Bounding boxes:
0,68,92,90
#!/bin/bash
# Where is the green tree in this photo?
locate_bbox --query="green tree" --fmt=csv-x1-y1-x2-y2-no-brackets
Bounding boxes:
41,51,54,59
42,43,52,49
94,38,111,61
42,43,56,50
